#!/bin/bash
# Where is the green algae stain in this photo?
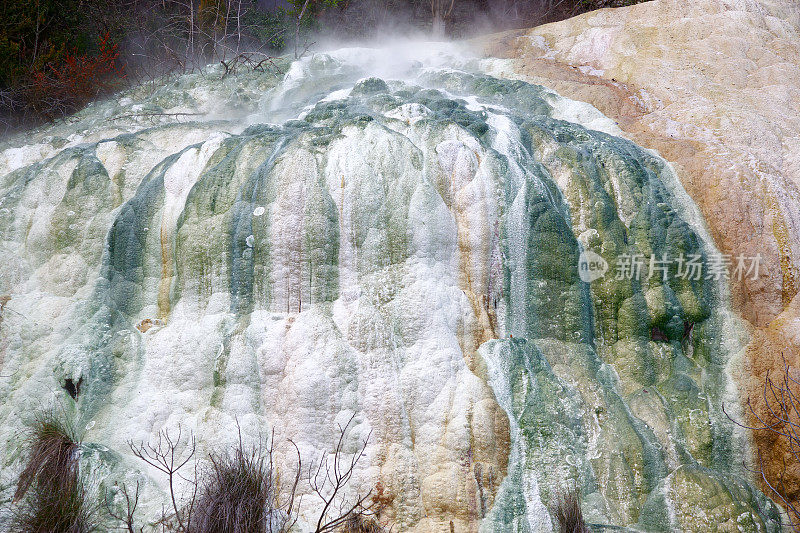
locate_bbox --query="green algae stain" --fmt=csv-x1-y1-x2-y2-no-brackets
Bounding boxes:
4,57,781,532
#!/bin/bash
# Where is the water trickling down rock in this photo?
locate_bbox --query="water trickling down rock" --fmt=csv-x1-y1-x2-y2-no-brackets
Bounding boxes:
0,42,782,531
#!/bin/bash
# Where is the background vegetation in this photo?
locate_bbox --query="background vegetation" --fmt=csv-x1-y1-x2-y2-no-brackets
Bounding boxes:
0,0,650,133
9,411,384,532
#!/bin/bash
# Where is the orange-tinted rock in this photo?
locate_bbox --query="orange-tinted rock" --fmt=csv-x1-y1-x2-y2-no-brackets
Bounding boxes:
136,318,164,333
480,0,800,512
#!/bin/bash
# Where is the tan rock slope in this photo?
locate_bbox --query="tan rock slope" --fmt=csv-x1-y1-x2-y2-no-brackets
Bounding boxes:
482,0,800,508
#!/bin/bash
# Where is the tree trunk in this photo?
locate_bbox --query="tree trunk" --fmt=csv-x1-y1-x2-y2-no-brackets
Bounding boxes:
431,0,454,38
432,11,445,37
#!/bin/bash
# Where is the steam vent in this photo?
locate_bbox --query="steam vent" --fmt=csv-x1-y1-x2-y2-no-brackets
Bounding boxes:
1,0,799,531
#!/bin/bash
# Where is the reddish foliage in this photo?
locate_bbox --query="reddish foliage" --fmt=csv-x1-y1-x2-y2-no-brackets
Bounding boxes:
24,32,125,118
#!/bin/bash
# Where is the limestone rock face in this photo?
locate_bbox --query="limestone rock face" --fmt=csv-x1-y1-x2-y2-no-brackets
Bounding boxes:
0,17,788,533
480,0,800,512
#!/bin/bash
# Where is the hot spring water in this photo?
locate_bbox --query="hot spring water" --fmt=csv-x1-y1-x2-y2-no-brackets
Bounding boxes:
0,43,783,531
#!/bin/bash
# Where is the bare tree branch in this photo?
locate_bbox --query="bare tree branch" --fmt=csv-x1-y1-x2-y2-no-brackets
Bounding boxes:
128,426,196,531
724,354,800,530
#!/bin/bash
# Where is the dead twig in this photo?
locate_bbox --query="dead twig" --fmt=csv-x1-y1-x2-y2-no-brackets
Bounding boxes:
724,353,800,530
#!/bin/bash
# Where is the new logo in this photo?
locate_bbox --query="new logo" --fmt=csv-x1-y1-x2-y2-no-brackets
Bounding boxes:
578,250,609,283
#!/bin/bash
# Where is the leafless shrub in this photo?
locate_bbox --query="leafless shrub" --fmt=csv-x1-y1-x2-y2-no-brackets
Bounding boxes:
105,481,144,533
121,0,286,80
125,416,387,532
128,426,197,531
551,489,589,533
308,414,380,533
220,52,282,79
188,416,383,533
724,354,800,530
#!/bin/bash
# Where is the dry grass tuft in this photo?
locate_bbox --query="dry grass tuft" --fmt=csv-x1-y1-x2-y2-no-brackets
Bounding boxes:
11,412,97,533
14,415,79,502
190,443,277,533
338,512,385,532
552,490,590,533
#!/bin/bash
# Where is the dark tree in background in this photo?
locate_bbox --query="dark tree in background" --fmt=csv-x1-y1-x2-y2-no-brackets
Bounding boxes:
0,0,327,131
431,0,455,36
0,0,650,133
1,0,127,128
1,0,116,121
320,0,649,39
